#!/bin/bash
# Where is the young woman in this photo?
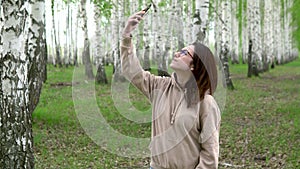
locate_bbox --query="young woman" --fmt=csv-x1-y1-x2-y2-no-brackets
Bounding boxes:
121,11,221,169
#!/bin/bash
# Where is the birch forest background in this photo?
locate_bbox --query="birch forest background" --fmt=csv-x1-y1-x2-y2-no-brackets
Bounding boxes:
43,0,300,85
0,0,300,168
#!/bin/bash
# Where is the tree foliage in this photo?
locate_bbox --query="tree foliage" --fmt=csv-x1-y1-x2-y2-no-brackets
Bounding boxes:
290,0,300,50
93,0,113,18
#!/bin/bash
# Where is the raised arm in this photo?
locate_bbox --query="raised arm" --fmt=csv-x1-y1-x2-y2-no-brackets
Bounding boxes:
120,11,169,101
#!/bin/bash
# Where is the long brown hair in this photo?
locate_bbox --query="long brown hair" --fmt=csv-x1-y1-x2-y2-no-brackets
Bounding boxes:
185,42,218,106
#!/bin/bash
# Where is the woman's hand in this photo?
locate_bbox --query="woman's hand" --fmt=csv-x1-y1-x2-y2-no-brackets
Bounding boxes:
122,11,145,38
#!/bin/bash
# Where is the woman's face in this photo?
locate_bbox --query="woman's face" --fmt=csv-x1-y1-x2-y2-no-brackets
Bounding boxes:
170,45,194,71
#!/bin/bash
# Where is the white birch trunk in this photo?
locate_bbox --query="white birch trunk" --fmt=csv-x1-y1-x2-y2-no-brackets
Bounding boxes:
247,0,260,76
273,0,283,64
80,0,94,79
112,0,122,81
156,19,164,76
151,2,163,75
241,0,248,64
284,0,294,62
193,0,210,45
143,1,151,71
230,0,239,64
0,0,45,167
160,2,172,76
74,3,79,66
283,0,289,63
173,0,184,49
184,0,194,45
255,0,262,71
289,0,298,59
64,2,69,66
135,0,144,67
213,0,221,61
220,0,234,89
68,3,73,66
94,4,108,84
28,0,46,111
52,0,62,67
263,0,273,70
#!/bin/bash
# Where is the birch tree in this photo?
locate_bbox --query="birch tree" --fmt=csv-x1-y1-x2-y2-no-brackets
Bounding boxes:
213,0,221,62
62,0,72,67
230,0,239,64
219,0,234,89
193,0,210,44
284,0,295,62
247,0,260,77
152,1,168,76
52,0,62,67
262,0,273,71
74,3,79,66
80,0,94,79
158,1,170,77
135,0,144,68
273,0,283,65
162,1,174,72
176,0,185,50
0,0,45,167
241,0,248,64
28,0,47,111
111,0,124,81
93,0,111,84
183,0,193,45
143,1,151,71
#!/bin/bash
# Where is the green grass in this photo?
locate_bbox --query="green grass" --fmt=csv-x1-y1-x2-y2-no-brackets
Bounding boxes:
33,59,300,168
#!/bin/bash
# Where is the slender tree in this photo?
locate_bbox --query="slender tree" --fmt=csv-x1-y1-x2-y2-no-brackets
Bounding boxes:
94,0,109,84
28,0,47,111
193,0,210,44
247,0,260,77
176,0,185,49
241,0,249,64
157,1,170,77
183,0,194,45
262,0,273,71
135,0,144,70
111,0,125,81
219,0,234,89
80,0,94,79
273,0,284,65
73,2,79,66
51,0,62,67
230,0,239,64
143,1,151,71
152,1,167,76
0,0,46,167
63,0,72,67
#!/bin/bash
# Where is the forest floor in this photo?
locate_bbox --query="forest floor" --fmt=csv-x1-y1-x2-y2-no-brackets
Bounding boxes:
33,57,300,169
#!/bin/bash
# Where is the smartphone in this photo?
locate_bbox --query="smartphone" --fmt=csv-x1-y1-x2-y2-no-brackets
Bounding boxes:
142,4,152,16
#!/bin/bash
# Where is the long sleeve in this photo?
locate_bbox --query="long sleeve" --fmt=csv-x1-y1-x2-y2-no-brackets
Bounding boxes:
120,36,144,81
196,95,221,169
196,128,220,169
120,37,170,101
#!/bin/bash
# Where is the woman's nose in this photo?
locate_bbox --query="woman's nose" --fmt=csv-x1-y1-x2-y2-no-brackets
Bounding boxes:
174,52,180,58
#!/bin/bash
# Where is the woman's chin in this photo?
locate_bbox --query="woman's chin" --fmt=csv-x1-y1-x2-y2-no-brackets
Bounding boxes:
170,62,176,69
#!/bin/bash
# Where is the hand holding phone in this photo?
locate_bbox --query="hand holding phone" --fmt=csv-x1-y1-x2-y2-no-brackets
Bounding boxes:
122,4,152,37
